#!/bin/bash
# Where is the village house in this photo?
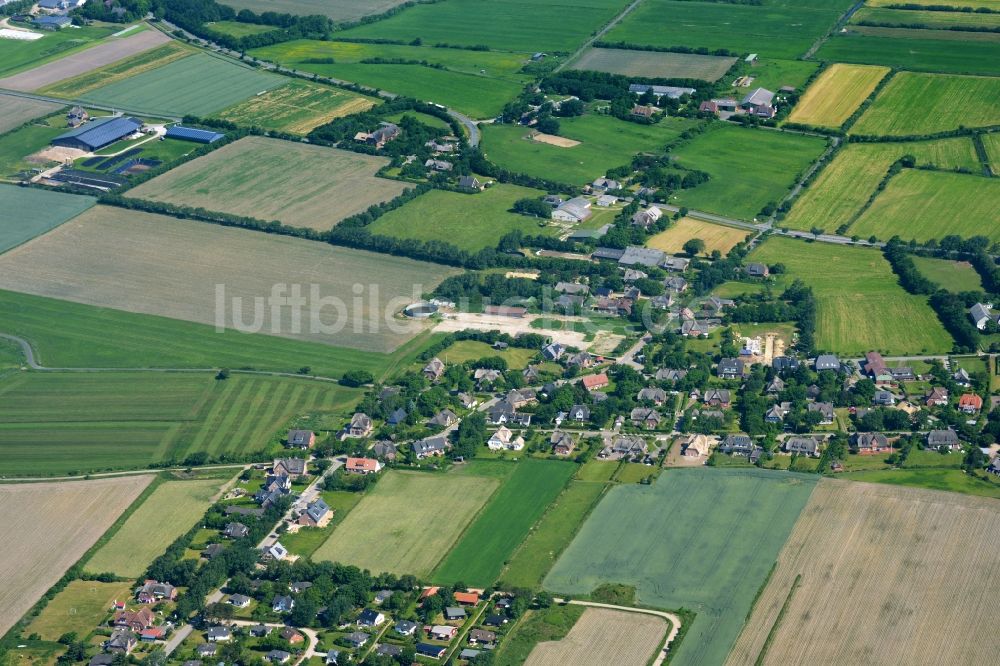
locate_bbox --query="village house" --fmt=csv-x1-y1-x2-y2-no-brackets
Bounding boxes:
507,388,537,408
662,256,690,273
266,651,291,664
286,429,315,449
542,342,566,361
196,644,217,658
487,425,525,451
765,402,792,424
959,393,983,414
772,356,800,373
346,457,383,474
387,407,408,426
925,387,949,407
395,620,418,636
970,302,995,330
459,175,484,190
298,498,332,527
552,196,593,223
720,433,754,456
113,608,155,632
767,376,785,394
567,404,591,422
631,205,662,229
345,633,370,648
272,595,295,613
468,629,497,646
784,436,819,457
430,624,459,641
223,522,249,539
928,428,961,450
683,433,713,458
808,401,835,424
346,414,373,438
136,580,176,604
413,436,449,459
873,390,896,407
228,594,251,608
864,352,893,384
581,373,609,392
592,177,622,192
745,262,770,278
357,609,386,628
703,389,731,408
717,358,745,379
637,387,667,405
104,630,137,655
488,400,532,426
601,435,647,460
630,407,663,430
355,123,399,148
273,457,307,479
656,368,687,383
429,408,458,427
206,627,231,643
423,357,446,381
550,431,576,455
814,354,841,372
417,644,447,659
853,432,889,454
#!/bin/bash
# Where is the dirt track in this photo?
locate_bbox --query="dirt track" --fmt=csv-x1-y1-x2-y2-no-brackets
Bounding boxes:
0,29,169,91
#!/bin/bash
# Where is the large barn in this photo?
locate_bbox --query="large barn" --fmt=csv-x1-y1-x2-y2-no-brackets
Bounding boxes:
51,116,143,152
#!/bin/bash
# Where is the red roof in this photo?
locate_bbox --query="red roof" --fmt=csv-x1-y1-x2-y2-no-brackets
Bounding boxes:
346,457,380,472
959,394,983,409
454,591,480,605
581,373,609,390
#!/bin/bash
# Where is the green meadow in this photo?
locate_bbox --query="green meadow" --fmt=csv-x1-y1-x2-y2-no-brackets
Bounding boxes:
0,186,94,254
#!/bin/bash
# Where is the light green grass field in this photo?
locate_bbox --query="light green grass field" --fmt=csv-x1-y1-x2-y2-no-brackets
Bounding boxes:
840,468,1000,498
85,478,222,576
570,47,735,81
38,41,195,98
25,580,133,640
0,94,63,134
853,73,1000,136
853,6,1000,29
313,467,503,576
737,58,821,93
749,237,954,355
0,25,118,78
435,340,539,369
605,0,852,60
79,52,285,117
816,29,1000,76
852,170,1000,242
787,63,889,128
219,0,410,22
912,256,984,292
493,603,586,666
500,480,608,589
544,467,818,666
482,114,701,185
212,80,375,134
0,371,360,476
669,124,828,221
433,459,577,586
206,20,279,37
280,490,363,557
983,132,1000,174
368,184,558,252
783,137,980,232
336,0,633,52
0,112,67,180
0,185,94,254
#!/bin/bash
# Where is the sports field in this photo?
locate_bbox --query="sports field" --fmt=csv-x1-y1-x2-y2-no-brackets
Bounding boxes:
86,478,222,576
38,41,194,98
368,184,559,252
0,94,63,135
0,370,359,475
481,114,701,185
337,0,634,52
571,47,735,81
852,169,1000,242
78,52,285,117
0,25,120,80
313,467,501,577
26,580,133,641
500,480,608,589
749,237,953,355
605,0,852,60
544,468,817,666
727,480,1000,666
213,80,375,133
433,459,577,586
816,31,1000,77
0,476,150,638
783,138,979,232
525,608,667,666
669,125,828,221
912,256,983,293
219,0,410,21
0,207,454,352
787,63,889,128
0,185,94,254
0,289,431,380
645,218,750,256
129,136,407,231
852,72,1000,136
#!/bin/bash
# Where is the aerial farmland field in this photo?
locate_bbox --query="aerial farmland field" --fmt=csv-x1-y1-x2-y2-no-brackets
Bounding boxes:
726,480,1000,666
0,24,119,79
337,0,633,52
669,124,828,221
912,256,983,293
787,63,889,128
0,94,63,135
432,459,577,586
368,184,558,252
38,41,194,98
85,478,223,576
0,476,151,637
866,0,1000,7
544,468,817,666
749,237,953,355
852,72,1000,136
218,0,411,21
984,132,1000,174
646,218,750,256
570,47,735,81
313,466,502,577
129,136,407,231
852,170,1000,243
78,52,285,117
0,110,77,180
0,185,94,254
783,137,979,232
525,608,667,666
817,31,1000,77
853,6,1000,30
481,114,701,185
212,80,375,134
25,579,134,641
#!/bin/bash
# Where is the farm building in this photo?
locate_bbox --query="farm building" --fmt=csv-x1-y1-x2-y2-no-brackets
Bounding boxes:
165,125,225,143
629,84,695,99
552,196,592,222
52,116,143,151
740,87,776,118
34,15,71,30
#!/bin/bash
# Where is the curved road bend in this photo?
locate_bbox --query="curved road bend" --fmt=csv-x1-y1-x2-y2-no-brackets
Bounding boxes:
553,598,682,666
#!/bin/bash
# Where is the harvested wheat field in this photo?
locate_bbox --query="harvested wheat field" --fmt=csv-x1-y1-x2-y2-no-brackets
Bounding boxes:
0,29,169,92
526,607,667,666
0,206,456,352
726,479,1000,666
0,476,151,637
128,136,408,231
646,217,750,256
787,63,889,128
531,132,580,148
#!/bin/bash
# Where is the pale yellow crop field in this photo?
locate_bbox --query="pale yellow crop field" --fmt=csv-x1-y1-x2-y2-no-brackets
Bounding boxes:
788,63,889,128
526,607,667,666
646,217,750,256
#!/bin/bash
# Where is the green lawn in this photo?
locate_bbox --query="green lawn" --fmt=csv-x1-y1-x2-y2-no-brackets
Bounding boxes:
605,0,853,60
740,58,821,93
749,237,953,355
481,114,702,185
544,468,818,666
500,480,609,589
852,170,1000,243
368,184,558,252
0,24,119,78
816,30,1000,77
280,490,364,558
852,72,1000,136
669,124,828,221
85,478,223,576
435,340,539,369
25,580,133,640
840,469,1000,499
912,256,984,293
0,185,94,254
433,459,577,586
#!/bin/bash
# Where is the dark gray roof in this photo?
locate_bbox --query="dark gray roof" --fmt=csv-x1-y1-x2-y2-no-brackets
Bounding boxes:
166,125,224,143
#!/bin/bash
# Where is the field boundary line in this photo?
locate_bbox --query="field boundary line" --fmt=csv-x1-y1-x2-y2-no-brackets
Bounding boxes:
803,0,866,59
752,574,801,666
